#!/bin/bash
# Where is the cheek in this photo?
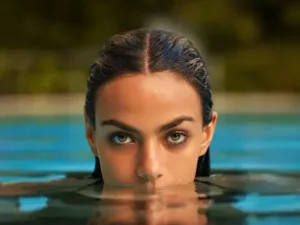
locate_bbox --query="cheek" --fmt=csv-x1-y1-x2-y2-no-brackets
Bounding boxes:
165,153,198,180
96,141,138,181
164,135,203,180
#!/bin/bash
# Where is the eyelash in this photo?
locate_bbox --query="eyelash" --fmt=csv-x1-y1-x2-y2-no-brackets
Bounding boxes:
108,130,189,147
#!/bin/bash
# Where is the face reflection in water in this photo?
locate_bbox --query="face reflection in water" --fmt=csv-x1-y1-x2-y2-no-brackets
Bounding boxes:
85,183,211,225
85,72,217,188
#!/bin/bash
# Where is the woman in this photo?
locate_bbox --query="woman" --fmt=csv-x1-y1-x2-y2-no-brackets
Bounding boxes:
84,28,218,188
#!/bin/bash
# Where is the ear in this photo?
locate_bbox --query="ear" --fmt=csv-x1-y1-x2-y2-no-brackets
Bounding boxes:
199,111,218,156
84,113,98,156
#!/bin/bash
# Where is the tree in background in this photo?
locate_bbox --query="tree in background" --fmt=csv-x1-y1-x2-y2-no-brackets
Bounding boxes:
0,0,299,93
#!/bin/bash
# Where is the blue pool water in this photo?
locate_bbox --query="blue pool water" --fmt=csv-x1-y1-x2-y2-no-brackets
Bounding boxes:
0,114,300,224
1,114,300,175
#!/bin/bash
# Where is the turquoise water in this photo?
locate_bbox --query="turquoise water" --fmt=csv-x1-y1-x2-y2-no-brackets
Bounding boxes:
1,114,300,175
0,114,300,224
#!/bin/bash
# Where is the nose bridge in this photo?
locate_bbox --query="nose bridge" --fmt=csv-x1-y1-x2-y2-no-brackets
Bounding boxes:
137,138,163,180
140,139,159,169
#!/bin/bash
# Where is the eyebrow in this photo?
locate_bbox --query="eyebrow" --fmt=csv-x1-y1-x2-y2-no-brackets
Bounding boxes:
100,116,195,134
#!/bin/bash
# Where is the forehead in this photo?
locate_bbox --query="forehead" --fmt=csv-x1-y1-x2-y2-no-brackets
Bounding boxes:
95,72,202,123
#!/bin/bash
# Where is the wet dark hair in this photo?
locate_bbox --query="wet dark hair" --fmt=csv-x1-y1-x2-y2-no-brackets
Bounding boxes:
84,28,213,181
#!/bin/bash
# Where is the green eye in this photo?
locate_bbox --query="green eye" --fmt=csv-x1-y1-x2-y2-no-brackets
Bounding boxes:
111,133,134,144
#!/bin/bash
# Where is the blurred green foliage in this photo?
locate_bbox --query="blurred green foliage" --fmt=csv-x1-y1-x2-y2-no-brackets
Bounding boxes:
0,0,299,94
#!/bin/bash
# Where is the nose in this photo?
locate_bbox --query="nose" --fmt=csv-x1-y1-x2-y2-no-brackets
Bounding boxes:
137,141,163,183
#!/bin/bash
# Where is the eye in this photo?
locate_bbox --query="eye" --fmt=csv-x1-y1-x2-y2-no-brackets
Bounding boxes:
111,133,134,144
166,131,187,145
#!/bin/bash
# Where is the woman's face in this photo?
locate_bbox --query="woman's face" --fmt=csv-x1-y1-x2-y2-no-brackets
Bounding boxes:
85,71,217,188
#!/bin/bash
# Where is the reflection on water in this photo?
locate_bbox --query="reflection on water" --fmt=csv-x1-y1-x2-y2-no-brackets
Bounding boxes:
83,183,212,224
0,174,239,225
0,172,300,225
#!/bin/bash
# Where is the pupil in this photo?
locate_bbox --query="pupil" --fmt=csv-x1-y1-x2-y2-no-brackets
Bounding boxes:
171,133,180,141
118,135,127,142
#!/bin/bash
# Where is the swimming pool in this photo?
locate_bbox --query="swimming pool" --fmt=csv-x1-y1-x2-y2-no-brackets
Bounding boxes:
1,114,300,224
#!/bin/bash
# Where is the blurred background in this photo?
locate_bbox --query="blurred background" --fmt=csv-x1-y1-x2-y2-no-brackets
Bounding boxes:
1,0,300,94
0,0,300,180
